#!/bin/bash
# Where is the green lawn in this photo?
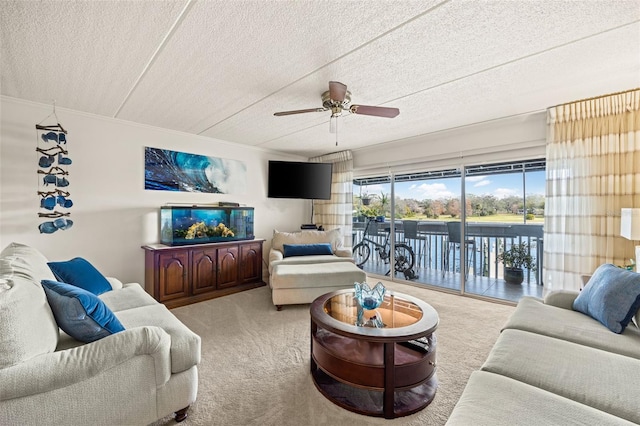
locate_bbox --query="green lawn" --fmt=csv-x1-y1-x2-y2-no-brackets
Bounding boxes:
396,214,544,223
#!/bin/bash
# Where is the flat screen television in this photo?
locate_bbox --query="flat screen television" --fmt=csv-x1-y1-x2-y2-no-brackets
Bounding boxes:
268,161,333,200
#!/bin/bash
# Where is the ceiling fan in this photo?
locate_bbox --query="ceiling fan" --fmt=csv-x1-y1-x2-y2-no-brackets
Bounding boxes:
273,81,399,133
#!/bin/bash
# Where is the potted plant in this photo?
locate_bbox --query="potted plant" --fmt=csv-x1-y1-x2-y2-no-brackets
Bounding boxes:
360,193,374,206
497,242,536,284
361,205,381,219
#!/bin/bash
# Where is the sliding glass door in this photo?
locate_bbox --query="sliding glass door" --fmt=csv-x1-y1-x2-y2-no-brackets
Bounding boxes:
352,159,545,303
463,161,545,300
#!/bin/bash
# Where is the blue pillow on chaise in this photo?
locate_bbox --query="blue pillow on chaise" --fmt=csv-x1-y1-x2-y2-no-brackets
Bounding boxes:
282,243,333,257
283,243,334,258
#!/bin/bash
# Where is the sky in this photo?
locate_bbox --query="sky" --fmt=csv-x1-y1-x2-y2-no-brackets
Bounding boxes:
355,171,545,201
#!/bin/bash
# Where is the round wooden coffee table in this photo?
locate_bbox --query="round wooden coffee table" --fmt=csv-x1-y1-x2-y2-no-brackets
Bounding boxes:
310,289,439,419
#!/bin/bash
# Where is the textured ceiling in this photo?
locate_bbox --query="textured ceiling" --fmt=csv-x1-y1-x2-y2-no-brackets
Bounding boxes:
2,0,639,157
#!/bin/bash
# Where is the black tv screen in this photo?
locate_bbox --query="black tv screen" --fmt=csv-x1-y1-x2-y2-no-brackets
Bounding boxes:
268,161,333,200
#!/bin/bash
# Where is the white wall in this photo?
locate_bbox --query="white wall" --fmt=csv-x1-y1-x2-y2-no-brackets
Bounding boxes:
0,97,308,284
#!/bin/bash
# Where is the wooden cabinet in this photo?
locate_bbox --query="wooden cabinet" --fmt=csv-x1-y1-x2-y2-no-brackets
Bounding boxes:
239,242,262,284
157,251,189,302
143,240,264,308
191,248,217,295
216,245,239,289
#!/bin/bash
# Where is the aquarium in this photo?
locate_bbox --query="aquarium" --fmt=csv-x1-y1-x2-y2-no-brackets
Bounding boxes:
160,206,254,246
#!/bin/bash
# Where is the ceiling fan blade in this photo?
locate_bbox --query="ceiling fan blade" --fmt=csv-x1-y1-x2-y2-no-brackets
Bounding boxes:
329,81,347,102
349,104,400,118
273,107,326,116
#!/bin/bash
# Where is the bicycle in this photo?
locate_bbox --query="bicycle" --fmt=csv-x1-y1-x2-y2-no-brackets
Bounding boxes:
352,217,417,279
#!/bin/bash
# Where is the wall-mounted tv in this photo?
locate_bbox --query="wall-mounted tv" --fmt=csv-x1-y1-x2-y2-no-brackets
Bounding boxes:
268,161,333,200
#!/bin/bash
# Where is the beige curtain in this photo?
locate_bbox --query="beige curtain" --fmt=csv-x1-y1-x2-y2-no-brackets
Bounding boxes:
309,150,353,248
544,89,640,291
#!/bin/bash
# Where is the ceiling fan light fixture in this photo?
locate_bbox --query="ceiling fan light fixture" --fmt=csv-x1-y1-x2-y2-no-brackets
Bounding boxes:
330,116,337,133
272,81,400,134
322,90,351,110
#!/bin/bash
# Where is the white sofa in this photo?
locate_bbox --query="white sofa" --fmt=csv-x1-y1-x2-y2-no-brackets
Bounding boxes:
268,229,366,310
0,242,201,425
447,266,640,425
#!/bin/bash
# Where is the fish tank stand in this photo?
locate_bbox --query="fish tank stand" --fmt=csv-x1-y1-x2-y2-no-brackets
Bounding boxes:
142,239,265,308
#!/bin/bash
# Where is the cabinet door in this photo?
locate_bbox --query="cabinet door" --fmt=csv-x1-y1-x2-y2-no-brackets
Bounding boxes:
191,248,217,295
157,251,189,302
239,242,262,284
217,245,239,289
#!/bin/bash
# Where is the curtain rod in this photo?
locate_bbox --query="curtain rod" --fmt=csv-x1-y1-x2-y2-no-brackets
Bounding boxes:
550,87,640,109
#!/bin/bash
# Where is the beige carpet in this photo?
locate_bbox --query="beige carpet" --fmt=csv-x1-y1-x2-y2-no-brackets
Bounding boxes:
152,279,515,426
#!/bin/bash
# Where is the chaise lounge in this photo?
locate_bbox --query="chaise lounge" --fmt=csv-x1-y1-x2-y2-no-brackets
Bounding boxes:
268,228,366,310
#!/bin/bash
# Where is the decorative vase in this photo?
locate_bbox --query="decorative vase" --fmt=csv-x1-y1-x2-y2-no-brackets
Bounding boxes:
354,281,386,327
504,267,524,285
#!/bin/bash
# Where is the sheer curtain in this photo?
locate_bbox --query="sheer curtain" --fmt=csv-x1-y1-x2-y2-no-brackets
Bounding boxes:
545,89,640,291
309,150,353,248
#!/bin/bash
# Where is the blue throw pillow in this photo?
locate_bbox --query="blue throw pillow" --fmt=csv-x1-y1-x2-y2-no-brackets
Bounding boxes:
573,264,640,333
48,257,111,295
41,280,125,343
283,243,333,258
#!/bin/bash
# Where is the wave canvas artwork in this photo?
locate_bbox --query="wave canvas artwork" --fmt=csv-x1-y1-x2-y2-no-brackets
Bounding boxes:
145,147,246,194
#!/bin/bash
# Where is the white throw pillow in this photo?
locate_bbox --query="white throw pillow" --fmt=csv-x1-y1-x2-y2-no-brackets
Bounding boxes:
0,273,59,368
272,228,342,252
0,242,57,282
0,243,60,367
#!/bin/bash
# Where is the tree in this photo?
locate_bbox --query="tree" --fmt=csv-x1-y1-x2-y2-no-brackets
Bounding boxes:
445,198,461,218
397,197,422,218
421,199,434,218
432,199,445,218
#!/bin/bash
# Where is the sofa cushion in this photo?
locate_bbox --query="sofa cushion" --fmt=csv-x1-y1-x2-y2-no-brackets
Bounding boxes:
573,264,640,333
56,284,164,350
269,251,354,275
0,273,60,368
270,262,365,290
502,296,640,359
283,243,333,258
446,371,632,426
48,257,112,296
99,283,158,313
481,329,640,424
0,242,57,283
275,254,354,267
42,280,125,343
115,304,201,374
272,228,343,253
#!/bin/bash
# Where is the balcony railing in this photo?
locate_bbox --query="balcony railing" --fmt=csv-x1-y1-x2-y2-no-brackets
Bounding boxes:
352,220,543,285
